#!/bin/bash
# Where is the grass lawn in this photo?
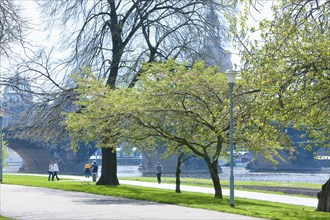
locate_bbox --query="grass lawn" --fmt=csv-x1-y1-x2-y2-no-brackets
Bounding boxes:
2,174,330,220
0,216,13,220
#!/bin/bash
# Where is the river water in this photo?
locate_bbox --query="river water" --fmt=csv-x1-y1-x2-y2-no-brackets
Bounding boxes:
5,163,329,184
116,165,330,184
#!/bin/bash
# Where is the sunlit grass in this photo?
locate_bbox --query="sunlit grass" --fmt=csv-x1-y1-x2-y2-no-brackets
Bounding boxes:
3,174,329,220
121,176,321,189
0,216,13,220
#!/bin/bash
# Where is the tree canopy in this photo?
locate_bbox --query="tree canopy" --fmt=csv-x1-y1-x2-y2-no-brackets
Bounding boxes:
37,0,235,185
38,0,234,87
234,0,330,149
65,60,292,197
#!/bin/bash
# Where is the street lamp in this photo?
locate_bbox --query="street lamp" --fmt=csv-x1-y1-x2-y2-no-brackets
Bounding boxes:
0,115,3,183
226,69,237,207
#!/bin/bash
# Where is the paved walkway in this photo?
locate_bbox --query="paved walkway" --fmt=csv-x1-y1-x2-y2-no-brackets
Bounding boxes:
119,180,318,208
1,184,261,220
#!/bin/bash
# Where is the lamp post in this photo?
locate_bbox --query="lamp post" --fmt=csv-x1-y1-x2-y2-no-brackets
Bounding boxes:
0,115,3,183
226,69,237,207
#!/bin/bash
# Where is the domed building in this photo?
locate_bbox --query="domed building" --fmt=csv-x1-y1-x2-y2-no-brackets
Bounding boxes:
3,75,33,103
0,75,33,127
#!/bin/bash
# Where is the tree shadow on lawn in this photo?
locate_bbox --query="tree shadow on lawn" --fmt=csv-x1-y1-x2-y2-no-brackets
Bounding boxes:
74,183,329,219
114,185,328,219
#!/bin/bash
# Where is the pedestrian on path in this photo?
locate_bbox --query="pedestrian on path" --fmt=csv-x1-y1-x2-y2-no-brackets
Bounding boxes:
52,161,60,181
155,162,163,184
48,161,54,181
84,161,91,178
91,161,98,182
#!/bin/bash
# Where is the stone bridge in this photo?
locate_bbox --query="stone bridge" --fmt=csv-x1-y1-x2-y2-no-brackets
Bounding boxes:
0,75,96,174
5,137,96,174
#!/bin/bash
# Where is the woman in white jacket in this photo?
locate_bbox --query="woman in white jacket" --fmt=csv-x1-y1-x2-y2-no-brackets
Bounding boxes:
52,161,60,181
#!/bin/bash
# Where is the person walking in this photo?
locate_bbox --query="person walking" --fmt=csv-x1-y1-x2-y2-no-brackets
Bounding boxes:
84,161,91,178
52,161,60,181
91,161,98,182
155,162,163,184
48,161,54,181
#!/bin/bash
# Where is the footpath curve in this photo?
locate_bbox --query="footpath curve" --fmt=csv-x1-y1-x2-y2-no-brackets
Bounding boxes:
119,180,318,208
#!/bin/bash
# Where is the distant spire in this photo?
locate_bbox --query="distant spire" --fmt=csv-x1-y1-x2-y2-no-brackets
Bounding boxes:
205,6,220,32
194,7,232,72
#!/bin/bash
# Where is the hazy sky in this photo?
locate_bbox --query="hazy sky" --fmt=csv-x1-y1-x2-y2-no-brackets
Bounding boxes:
17,1,275,71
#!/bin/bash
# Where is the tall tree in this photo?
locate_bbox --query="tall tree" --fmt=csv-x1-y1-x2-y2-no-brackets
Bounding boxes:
233,0,329,149
65,61,291,198
233,0,330,211
40,0,235,185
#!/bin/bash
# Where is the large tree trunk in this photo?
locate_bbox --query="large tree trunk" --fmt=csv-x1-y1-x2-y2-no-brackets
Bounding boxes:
175,154,183,193
317,178,330,212
205,159,223,198
96,147,119,185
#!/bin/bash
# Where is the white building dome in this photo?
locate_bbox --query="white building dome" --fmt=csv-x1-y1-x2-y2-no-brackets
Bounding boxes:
3,75,33,103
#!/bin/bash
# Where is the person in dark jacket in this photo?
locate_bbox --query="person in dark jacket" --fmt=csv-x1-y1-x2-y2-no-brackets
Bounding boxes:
155,162,163,184
91,161,98,182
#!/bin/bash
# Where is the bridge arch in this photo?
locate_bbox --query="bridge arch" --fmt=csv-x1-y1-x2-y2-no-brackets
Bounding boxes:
6,138,54,173
5,136,99,174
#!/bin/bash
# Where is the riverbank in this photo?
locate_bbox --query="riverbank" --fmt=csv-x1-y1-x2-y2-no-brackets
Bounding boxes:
6,164,330,185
